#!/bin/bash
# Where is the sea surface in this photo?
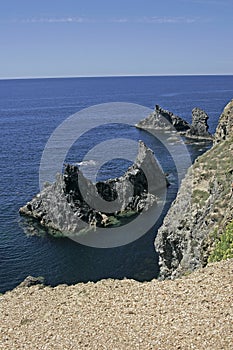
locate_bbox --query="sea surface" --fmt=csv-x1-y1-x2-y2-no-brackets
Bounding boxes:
1,75,233,293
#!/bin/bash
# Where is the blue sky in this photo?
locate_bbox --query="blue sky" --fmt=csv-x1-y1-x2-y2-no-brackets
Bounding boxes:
0,0,233,78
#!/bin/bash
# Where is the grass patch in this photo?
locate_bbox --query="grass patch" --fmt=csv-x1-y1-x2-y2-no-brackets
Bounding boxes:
208,221,233,262
192,189,209,207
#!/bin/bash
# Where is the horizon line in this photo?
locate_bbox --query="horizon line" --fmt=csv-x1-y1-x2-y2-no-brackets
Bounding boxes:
0,73,233,81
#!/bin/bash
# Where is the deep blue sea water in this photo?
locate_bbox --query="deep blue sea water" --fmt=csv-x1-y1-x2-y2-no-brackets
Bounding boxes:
0,75,233,293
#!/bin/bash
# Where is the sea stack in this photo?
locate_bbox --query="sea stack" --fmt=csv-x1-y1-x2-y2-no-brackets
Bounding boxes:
20,141,168,236
136,105,213,141
136,105,190,132
185,107,213,140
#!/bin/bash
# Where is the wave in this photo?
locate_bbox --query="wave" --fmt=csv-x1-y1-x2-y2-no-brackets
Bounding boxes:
76,160,97,167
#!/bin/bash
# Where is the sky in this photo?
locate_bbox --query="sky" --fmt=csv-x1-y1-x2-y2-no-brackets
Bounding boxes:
0,0,233,78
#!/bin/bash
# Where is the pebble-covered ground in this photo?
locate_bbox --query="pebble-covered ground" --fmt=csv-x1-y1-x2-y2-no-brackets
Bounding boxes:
0,259,232,350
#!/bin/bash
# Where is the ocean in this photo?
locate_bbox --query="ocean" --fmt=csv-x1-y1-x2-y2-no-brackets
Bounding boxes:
1,75,233,293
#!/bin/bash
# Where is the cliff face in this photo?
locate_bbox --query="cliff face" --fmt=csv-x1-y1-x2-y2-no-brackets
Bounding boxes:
155,99,233,279
215,99,233,143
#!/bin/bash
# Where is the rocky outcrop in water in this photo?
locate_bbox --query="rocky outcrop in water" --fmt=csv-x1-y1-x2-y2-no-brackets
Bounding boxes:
20,141,167,235
136,105,190,132
154,99,233,279
17,276,45,288
186,107,213,140
136,105,213,140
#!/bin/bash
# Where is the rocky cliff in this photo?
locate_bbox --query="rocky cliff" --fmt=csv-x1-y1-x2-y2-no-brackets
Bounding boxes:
215,99,233,143
20,141,167,236
155,99,233,279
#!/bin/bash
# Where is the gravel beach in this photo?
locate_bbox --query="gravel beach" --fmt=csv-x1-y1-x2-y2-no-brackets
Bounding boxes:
0,259,232,350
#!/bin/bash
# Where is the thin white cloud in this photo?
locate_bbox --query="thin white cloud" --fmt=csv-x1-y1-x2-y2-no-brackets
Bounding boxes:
0,16,201,25
110,16,199,24
20,17,88,24
110,18,128,23
137,16,198,24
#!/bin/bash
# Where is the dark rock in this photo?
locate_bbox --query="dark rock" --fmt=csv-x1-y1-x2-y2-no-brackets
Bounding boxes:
186,107,213,140
136,105,190,132
136,105,213,141
18,276,45,288
19,141,168,236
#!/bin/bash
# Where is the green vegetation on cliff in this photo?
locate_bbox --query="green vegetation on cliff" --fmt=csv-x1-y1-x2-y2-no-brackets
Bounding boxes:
208,221,233,262
155,99,233,279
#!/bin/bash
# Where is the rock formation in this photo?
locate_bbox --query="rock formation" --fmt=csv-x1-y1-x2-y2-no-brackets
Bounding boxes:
136,105,190,132
154,99,233,279
214,99,233,143
185,107,213,140
136,105,213,140
17,276,45,288
20,141,168,236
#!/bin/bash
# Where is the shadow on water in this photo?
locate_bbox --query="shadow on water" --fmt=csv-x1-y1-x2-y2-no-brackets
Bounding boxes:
18,212,163,289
